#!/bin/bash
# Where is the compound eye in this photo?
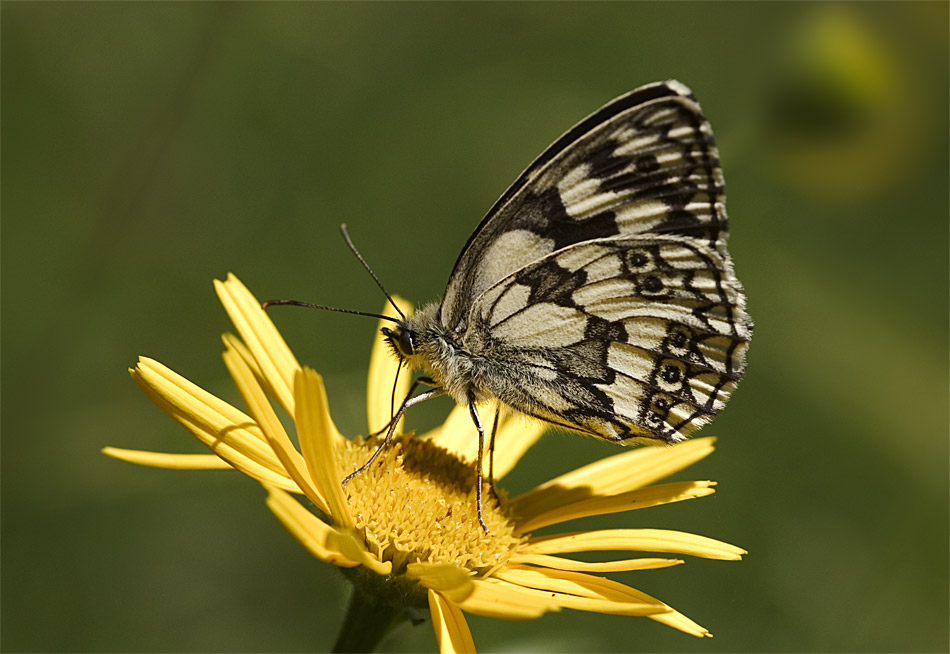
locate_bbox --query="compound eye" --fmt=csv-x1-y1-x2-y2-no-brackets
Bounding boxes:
383,326,416,358
398,328,416,356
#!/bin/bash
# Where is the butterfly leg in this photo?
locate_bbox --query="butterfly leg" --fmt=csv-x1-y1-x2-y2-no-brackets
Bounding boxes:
487,405,501,504
467,391,490,534
370,376,436,437
343,386,444,486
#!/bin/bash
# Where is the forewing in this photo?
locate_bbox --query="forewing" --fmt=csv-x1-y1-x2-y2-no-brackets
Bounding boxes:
441,80,726,330
466,235,751,443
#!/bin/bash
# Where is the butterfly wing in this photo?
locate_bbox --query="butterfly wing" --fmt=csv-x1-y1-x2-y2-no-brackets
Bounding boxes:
466,235,750,443
440,80,750,443
441,80,728,331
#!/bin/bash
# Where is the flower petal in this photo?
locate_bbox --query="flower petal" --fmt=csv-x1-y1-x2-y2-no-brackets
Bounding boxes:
515,481,716,533
129,357,294,486
295,367,354,529
223,333,344,446
416,410,460,442
493,566,665,616
325,530,392,575
423,407,545,480
223,348,330,515
102,448,235,470
486,411,547,480
407,562,474,603
265,486,391,575
428,403,487,458
525,528,746,561
215,274,300,415
264,486,360,568
652,610,713,638
455,578,562,619
508,553,683,573
510,438,717,519
494,566,709,637
428,590,476,654
366,298,413,436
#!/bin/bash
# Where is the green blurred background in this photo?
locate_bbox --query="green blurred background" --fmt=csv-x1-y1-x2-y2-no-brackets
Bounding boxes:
2,3,947,652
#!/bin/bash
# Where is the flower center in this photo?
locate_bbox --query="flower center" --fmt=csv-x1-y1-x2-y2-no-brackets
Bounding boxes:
338,434,524,575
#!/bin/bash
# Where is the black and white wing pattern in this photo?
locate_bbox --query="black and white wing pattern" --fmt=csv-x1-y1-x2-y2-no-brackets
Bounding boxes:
438,80,751,444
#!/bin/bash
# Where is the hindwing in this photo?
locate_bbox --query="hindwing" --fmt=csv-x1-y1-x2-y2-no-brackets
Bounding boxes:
466,235,749,443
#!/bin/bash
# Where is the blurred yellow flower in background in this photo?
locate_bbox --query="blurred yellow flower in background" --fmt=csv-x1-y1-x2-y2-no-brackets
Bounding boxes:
105,274,746,653
766,4,928,199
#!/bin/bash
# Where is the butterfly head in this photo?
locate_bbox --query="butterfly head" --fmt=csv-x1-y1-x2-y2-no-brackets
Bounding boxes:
379,304,461,394
382,325,417,361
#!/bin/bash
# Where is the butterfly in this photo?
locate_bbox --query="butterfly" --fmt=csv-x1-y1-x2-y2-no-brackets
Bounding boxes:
337,80,751,531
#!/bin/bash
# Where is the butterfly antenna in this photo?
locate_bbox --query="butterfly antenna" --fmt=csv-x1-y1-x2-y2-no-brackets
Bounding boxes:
339,224,406,320
261,299,400,324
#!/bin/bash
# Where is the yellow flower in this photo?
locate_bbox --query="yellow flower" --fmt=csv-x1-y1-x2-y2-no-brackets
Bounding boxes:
105,274,746,653
766,5,925,199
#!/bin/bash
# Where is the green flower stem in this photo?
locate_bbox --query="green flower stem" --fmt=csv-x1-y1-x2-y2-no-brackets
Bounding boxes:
332,589,410,653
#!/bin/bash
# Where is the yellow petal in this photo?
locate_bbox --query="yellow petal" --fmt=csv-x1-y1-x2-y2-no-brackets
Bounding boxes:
221,333,269,399
223,348,330,515
515,481,716,533
652,610,713,638
510,437,717,519
526,528,746,561
493,566,665,616
407,563,474,603
494,566,709,637
429,403,485,459
366,297,413,436
130,358,294,484
132,357,264,447
417,409,460,442
215,274,300,415
325,530,392,575
455,578,561,619
102,448,234,470
264,486,360,568
508,553,683,573
223,335,346,445
102,446,299,491
486,411,547,480
295,367,354,529
428,589,476,654
544,594,666,618
423,406,545,480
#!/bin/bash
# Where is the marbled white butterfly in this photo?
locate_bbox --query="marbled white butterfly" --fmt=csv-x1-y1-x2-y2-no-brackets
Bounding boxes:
336,80,751,530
